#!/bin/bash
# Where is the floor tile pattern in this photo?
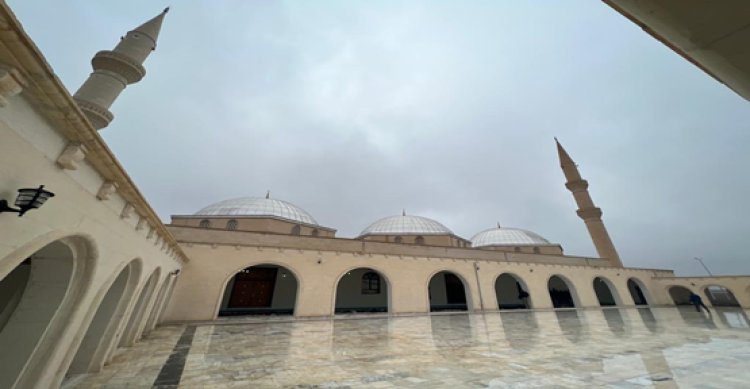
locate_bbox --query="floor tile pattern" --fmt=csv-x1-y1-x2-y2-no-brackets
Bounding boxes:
71,307,750,388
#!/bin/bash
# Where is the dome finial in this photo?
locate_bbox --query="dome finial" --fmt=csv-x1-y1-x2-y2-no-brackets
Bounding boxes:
265,190,270,199
402,209,406,216
497,222,501,228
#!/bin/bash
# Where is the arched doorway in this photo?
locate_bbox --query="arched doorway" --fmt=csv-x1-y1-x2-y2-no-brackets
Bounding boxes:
593,277,618,306
703,285,740,307
219,264,298,316
66,259,140,377
668,286,693,305
335,268,388,313
548,275,577,308
0,237,94,389
495,273,531,309
428,271,468,312
143,275,173,334
627,278,649,305
119,269,160,346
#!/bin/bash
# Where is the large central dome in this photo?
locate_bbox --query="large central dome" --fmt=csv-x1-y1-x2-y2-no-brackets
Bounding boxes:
195,197,318,225
359,214,453,236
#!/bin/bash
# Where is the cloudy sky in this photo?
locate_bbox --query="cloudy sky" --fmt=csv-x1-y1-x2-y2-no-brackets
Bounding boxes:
10,1,750,276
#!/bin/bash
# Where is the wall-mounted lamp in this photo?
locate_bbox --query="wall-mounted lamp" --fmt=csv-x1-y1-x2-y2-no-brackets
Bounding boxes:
0,185,55,217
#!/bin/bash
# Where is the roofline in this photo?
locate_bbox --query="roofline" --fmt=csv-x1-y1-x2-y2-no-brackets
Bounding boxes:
171,214,336,232
357,232,469,241
0,4,187,263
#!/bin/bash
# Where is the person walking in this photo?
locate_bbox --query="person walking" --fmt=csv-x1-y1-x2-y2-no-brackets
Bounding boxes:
689,293,710,313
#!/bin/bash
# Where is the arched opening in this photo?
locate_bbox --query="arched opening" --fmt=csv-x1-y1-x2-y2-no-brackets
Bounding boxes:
142,275,173,335
311,228,319,237
219,264,298,316
335,268,388,313
668,286,693,305
494,273,531,309
593,277,618,306
119,269,160,347
703,285,740,307
627,278,649,305
66,260,139,377
199,219,210,228
415,235,425,245
394,236,403,244
0,237,93,389
291,225,301,235
429,271,468,312
548,275,577,308
226,219,238,230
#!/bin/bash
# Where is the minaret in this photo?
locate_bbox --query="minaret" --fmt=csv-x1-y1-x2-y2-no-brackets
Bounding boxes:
74,8,169,130
556,138,623,267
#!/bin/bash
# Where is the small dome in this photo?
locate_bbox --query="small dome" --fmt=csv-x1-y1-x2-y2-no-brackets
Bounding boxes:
195,197,318,225
471,226,552,247
359,214,453,236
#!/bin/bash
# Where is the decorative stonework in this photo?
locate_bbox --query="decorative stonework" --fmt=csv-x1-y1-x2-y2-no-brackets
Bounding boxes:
121,203,135,219
0,65,26,106
576,207,603,220
136,217,147,231
96,181,118,200
56,142,88,170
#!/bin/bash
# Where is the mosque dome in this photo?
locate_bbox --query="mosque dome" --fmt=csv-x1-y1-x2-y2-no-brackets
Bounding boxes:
359,214,453,236
471,226,552,247
195,196,318,225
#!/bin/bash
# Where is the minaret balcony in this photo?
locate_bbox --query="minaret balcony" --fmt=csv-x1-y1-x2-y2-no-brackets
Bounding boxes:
74,98,114,130
565,179,589,192
91,50,146,84
576,207,602,220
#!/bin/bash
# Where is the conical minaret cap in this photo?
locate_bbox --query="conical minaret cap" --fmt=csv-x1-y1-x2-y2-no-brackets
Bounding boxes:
134,7,169,44
555,137,575,167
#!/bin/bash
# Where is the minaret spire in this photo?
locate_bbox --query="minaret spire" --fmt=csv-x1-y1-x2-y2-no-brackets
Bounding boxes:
556,138,622,267
73,8,169,130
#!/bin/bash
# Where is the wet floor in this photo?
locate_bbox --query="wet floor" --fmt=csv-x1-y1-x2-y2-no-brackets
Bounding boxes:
69,307,750,388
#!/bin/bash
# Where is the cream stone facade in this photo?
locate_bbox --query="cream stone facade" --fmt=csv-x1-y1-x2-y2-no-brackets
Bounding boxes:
1,2,749,389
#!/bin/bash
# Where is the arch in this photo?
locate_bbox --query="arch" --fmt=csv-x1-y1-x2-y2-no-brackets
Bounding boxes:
415,236,425,245
533,246,540,254
0,235,96,389
547,274,580,308
703,285,741,307
394,236,403,244
592,276,621,306
219,264,298,316
119,268,161,347
428,270,469,312
142,275,173,334
226,219,238,230
494,273,532,309
627,277,651,305
668,285,694,305
311,228,319,237
199,219,210,228
334,267,390,314
66,258,142,377
291,225,301,235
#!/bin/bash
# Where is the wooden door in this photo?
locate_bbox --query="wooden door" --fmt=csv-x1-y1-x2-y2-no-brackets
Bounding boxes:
228,267,278,308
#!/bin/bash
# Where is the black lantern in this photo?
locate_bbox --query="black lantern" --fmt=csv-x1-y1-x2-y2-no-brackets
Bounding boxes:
0,185,55,217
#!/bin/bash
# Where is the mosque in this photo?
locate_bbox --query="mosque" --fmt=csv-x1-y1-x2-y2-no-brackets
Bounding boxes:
0,3,749,389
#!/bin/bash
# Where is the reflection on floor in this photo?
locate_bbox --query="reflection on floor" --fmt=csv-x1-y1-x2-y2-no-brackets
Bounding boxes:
70,307,750,388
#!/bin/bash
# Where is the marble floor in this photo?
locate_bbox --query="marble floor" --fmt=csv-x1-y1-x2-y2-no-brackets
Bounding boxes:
69,307,750,388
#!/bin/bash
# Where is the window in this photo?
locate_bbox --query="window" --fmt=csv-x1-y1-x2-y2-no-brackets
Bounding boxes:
514,246,521,252
311,228,319,237
226,219,238,230
394,236,403,243
362,272,381,294
533,247,540,254
199,219,210,228
291,225,301,235
415,236,425,245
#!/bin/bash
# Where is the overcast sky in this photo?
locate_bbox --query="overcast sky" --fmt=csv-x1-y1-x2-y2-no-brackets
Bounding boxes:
10,1,750,276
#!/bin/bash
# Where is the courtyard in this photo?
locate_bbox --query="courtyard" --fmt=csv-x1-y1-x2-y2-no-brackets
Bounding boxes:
67,307,750,388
